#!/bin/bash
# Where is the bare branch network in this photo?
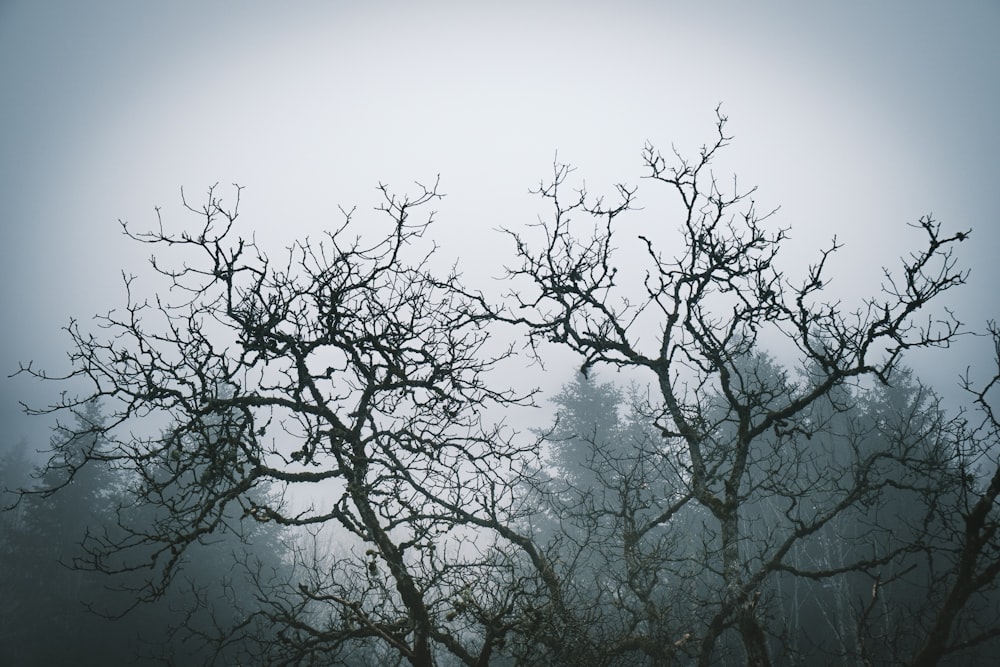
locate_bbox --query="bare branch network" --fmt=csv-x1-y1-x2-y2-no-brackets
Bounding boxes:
10,112,997,667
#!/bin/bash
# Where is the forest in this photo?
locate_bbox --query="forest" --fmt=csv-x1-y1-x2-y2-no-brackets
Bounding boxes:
2,114,999,666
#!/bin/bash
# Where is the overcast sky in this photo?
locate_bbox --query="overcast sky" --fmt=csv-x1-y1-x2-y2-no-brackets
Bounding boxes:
1,1,998,450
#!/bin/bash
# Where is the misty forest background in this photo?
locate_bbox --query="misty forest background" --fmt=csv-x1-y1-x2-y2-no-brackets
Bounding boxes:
2,113,1000,667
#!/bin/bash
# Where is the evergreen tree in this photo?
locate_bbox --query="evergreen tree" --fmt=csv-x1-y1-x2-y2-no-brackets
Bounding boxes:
0,401,139,665
545,372,623,486
0,399,291,666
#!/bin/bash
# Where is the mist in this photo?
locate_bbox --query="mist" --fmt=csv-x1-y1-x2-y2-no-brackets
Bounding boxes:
1,2,999,665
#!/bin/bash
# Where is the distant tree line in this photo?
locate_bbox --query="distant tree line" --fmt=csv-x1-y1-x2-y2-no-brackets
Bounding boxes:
0,399,289,666
532,364,1000,666
5,110,999,666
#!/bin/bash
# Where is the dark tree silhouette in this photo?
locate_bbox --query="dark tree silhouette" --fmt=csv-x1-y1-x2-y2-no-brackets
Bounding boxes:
498,109,971,665
15,181,536,666
12,111,996,666
906,322,1000,666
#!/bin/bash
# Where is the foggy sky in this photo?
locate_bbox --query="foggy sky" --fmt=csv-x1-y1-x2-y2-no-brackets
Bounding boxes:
1,1,998,452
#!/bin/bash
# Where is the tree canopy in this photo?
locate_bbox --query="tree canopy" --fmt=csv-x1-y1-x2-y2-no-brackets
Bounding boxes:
7,112,999,666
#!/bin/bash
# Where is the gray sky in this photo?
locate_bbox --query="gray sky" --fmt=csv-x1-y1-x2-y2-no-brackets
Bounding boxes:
2,1,998,450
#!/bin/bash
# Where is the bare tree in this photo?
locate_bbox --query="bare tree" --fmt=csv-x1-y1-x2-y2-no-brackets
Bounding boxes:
498,108,970,665
15,111,994,666
905,322,1000,666
17,181,537,666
